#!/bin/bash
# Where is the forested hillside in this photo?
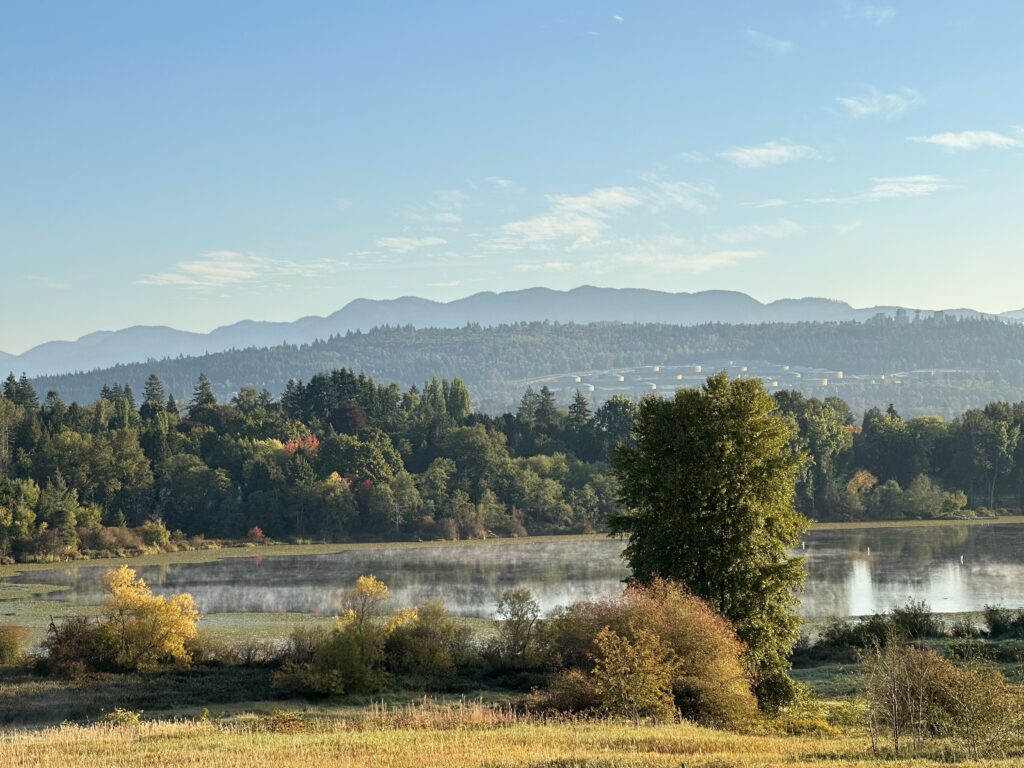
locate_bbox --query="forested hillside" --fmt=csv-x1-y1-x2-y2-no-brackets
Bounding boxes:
24,315,1024,418
2,365,1024,563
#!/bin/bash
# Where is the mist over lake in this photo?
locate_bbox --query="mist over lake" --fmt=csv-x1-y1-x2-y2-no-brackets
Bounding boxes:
14,524,1024,620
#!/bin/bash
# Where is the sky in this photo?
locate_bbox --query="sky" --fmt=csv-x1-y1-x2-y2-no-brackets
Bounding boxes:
1,1,1023,354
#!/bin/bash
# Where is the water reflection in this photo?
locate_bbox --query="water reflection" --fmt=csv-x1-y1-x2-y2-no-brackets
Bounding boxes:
11,525,1024,619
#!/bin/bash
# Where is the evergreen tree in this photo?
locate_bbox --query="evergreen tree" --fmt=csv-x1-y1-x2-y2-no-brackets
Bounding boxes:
190,373,217,411
141,374,166,420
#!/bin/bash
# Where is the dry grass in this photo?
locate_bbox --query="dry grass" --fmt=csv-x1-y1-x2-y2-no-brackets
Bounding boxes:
0,699,1020,767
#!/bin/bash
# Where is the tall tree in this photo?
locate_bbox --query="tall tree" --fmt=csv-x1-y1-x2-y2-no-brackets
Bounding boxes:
140,374,166,420
611,373,808,708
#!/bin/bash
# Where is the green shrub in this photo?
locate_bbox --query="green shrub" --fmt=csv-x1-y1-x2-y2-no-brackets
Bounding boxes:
487,588,541,670
385,602,472,686
888,600,944,640
102,708,143,726
0,624,28,666
273,576,392,696
137,519,171,548
591,626,681,721
982,604,1021,638
863,640,1022,758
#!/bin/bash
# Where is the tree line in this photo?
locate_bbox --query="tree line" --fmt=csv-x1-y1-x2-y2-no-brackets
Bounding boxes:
2,365,1023,562
28,315,1024,418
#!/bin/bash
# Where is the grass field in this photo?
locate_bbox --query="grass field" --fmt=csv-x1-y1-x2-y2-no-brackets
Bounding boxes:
1,702,1020,768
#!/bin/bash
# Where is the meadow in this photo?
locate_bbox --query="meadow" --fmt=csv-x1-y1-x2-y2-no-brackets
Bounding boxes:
1,699,1022,768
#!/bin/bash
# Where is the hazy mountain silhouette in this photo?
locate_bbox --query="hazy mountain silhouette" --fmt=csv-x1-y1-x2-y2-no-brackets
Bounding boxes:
3,286,1009,377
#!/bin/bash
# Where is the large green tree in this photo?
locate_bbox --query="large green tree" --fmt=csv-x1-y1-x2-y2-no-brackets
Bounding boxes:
610,372,808,708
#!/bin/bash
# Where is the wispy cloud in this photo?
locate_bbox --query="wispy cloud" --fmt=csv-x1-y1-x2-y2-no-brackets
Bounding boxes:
811,175,950,204
486,176,514,189
837,87,922,119
374,236,448,254
28,275,70,290
837,220,864,234
493,178,716,251
720,140,818,168
138,251,347,290
742,199,788,209
612,15,623,23
621,238,763,273
842,1,895,25
407,189,468,227
513,261,574,273
907,129,1022,151
745,29,793,55
716,219,801,245
864,175,949,199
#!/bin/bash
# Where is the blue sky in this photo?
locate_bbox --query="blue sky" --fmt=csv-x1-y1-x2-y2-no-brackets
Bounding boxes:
2,1,1022,353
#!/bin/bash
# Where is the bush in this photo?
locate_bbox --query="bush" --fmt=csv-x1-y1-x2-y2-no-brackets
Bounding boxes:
385,602,472,686
0,624,28,666
102,708,143,726
982,604,1022,638
137,520,171,548
591,626,681,721
80,526,144,554
888,600,944,640
38,615,113,676
273,576,392,696
541,580,758,727
39,566,199,674
487,588,541,670
864,639,1022,758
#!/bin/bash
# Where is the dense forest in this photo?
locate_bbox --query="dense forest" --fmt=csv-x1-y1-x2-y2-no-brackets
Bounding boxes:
28,316,1024,418
3,364,1024,563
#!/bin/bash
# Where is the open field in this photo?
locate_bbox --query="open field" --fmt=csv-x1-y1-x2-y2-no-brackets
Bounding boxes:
1,706,1022,768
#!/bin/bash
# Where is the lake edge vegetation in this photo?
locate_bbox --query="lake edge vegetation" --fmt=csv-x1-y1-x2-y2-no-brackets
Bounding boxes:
2,366,1024,564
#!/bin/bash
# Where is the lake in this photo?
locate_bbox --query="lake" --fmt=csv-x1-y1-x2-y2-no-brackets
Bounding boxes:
9,523,1024,619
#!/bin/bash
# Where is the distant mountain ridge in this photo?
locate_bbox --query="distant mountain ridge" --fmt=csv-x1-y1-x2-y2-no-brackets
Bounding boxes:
3,285,1018,377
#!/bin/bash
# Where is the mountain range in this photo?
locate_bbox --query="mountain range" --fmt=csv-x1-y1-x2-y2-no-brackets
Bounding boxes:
3,286,1020,378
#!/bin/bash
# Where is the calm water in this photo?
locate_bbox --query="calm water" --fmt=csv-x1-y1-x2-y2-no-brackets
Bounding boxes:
11,524,1024,619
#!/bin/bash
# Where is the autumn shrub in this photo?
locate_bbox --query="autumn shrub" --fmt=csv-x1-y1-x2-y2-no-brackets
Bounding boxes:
0,624,28,666
80,526,144,554
39,566,198,674
590,626,681,721
385,602,473,686
274,575,391,695
541,580,758,727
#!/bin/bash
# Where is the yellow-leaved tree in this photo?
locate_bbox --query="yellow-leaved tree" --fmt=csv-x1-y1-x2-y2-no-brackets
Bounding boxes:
100,566,199,670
